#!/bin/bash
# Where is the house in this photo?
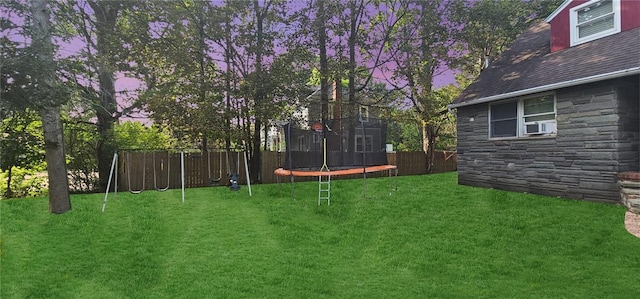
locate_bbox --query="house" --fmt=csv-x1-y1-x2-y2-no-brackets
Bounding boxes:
269,81,391,169
448,0,640,203
265,82,380,152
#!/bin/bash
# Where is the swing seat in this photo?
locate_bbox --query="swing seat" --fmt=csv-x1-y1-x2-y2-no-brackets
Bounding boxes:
210,177,222,186
228,173,240,191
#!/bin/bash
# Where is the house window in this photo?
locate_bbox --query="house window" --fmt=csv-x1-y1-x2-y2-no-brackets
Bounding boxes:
490,101,518,138
489,93,557,139
328,103,335,119
359,106,369,122
570,0,620,46
355,135,373,152
297,136,307,151
522,95,556,135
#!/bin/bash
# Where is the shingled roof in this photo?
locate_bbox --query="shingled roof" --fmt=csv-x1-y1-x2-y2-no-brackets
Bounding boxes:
450,20,640,108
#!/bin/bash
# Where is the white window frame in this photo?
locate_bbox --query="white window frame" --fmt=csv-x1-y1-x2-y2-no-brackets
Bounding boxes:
488,93,557,139
569,0,621,47
355,135,373,152
297,136,307,151
312,132,321,143
359,105,369,122
328,103,335,119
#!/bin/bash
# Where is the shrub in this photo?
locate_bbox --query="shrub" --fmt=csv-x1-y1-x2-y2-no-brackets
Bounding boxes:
0,167,47,199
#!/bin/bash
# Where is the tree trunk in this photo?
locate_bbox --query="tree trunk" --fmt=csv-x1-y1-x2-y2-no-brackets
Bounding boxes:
317,0,330,154
224,9,232,152
264,124,269,150
422,121,436,174
249,1,265,183
197,8,207,154
30,0,71,213
41,107,72,213
347,0,358,161
251,119,262,183
90,2,119,192
95,70,116,193
4,167,13,198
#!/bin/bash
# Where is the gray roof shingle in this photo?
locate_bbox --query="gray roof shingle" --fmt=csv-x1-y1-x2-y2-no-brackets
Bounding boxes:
451,21,640,107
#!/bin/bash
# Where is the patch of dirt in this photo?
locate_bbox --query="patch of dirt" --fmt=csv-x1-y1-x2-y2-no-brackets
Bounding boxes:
625,211,640,238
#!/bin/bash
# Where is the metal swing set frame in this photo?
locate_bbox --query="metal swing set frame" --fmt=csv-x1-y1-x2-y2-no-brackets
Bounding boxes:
101,148,252,212
102,149,186,212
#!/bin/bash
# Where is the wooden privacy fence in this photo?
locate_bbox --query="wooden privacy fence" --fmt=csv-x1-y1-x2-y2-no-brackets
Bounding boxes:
388,151,458,177
117,150,457,191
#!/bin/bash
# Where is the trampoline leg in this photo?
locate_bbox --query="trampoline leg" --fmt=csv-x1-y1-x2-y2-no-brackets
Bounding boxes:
389,167,398,195
290,175,295,201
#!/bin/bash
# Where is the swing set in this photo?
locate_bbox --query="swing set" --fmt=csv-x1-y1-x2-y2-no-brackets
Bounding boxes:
101,148,251,212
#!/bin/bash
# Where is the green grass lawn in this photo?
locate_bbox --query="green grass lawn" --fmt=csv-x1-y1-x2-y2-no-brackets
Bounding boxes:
1,172,639,298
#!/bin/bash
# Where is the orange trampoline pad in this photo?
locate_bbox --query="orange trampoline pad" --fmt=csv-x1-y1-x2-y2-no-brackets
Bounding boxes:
274,165,397,177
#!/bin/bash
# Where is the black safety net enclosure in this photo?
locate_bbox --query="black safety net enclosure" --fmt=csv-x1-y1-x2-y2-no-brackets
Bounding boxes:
282,116,390,170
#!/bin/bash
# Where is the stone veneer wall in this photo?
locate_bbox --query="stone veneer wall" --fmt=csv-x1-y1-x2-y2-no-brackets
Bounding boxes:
456,76,639,203
616,76,640,174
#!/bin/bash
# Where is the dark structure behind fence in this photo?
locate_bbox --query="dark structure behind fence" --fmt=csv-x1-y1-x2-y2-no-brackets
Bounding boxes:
117,151,457,191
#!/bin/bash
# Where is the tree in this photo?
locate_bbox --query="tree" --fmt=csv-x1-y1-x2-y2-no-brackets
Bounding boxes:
29,0,71,213
383,82,459,153
126,1,230,152
63,115,100,193
116,0,308,184
378,0,551,172
88,1,124,193
0,110,44,198
114,121,177,150
209,0,300,182
1,2,44,199
383,0,455,173
341,0,409,154
385,108,422,152
288,0,400,156
450,0,563,77
430,83,459,151
315,0,331,134
55,0,139,192
229,0,277,183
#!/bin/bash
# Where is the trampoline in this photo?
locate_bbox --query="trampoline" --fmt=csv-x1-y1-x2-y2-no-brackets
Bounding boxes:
274,115,397,205
274,165,397,177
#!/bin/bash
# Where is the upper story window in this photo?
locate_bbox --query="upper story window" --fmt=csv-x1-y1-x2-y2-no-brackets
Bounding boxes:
297,136,307,151
489,93,557,139
359,106,369,122
328,103,335,119
355,135,373,152
570,0,621,46
312,132,321,144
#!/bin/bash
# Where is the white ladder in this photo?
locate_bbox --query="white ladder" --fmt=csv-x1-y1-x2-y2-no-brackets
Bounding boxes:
318,174,331,205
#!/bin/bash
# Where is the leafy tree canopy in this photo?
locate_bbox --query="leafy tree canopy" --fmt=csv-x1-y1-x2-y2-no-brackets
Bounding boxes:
114,121,178,150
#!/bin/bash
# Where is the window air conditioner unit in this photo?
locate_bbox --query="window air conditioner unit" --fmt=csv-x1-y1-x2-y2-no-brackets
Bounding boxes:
525,122,556,135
